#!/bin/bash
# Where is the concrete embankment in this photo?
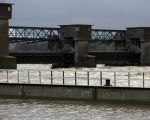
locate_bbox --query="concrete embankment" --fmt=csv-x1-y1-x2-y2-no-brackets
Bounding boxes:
0,83,150,103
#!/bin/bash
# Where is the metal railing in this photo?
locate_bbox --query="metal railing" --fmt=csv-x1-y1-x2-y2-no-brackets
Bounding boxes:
0,70,150,88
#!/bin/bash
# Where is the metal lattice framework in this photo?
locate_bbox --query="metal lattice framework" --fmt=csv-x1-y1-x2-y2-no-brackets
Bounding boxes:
91,29,126,42
9,26,126,43
9,26,60,43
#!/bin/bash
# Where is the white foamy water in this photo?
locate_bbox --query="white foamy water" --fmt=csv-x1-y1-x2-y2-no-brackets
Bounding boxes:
0,64,150,88
0,65,150,120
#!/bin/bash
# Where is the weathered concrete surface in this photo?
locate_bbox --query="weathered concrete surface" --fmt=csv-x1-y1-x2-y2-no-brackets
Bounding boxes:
0,56,16,69
127,27,150,65
1,83,150,103
60,24,96,67
0,3,16,69
0,3,13,55
0,84,22,97
96,87,150,103
0,20,9,55
22,85,94,100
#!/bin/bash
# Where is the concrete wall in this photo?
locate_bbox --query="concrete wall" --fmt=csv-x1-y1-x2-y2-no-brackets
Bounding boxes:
141,42,150,65
60,25,95,67
0,20,9,55
89,42,126,52
0,3,12,55
96,87,150,103
0,56,16,69
0,3,16,69
0,84,94,100
9,42,49,52
1,83,150,103
126,27,150,65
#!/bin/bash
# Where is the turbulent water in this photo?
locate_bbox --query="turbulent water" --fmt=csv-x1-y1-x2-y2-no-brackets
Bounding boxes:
0,64,150,120
16,64,150,87
17,64,150,72
0,98,150,120
0,64,150,87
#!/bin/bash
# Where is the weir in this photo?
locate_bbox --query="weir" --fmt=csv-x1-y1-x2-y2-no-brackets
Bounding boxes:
0,69,150,103
0,2,150,68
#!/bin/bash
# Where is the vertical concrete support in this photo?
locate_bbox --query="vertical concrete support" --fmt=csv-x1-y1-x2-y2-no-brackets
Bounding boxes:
60,24,96,67
127,27,150,65
0,20,8,55
0,3,16,69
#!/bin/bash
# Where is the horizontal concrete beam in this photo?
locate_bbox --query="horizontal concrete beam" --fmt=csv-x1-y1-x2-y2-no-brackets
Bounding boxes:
0,83,150,103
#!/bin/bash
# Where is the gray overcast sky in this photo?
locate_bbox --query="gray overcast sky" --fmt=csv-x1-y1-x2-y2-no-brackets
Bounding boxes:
8,0,150,29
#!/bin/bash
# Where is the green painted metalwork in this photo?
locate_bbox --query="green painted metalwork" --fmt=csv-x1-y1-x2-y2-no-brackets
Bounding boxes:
9,26,126,43
91,29,126,43
9,26,60,43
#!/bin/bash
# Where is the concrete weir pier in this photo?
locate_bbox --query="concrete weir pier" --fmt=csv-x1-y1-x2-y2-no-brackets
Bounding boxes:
0,3,16,69
60,24,96,67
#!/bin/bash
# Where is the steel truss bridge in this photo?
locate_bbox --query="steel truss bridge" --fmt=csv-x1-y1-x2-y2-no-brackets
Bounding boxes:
9,26,126,43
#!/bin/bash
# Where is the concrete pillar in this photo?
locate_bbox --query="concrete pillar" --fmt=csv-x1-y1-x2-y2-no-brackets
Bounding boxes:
127,27,150,65
60,24,96,67
0,3,16,69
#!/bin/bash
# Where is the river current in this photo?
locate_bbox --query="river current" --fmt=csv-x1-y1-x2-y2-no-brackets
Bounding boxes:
0,98,150,120
0,64,150,120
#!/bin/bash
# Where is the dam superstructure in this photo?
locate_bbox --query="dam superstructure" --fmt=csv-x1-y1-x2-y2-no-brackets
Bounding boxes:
0,2,150,68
